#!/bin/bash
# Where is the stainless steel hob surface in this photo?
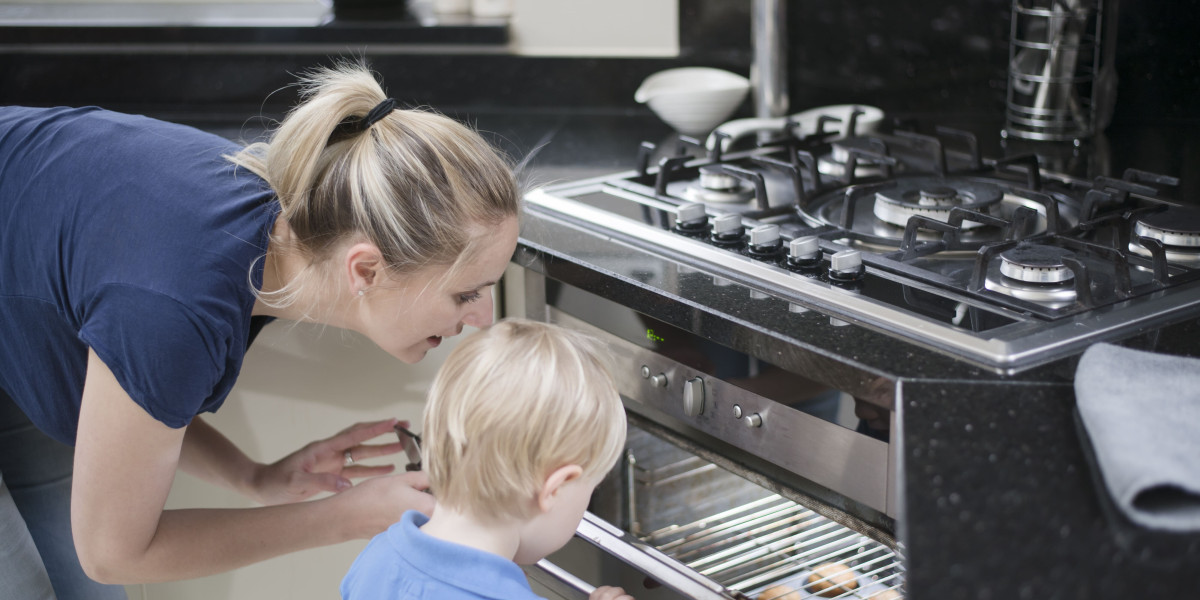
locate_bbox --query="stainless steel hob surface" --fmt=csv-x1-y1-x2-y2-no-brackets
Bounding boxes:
520,110,1200,373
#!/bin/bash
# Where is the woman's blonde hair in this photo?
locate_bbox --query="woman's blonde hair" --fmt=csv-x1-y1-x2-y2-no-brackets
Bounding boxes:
423,319,626,522
227,60,520,312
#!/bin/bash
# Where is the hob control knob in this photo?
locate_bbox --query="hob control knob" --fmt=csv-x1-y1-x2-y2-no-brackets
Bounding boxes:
748,224,783,258
710,214,745,247
743,413,764,428
673,202,709,236
828,249,865,282
682,377,705,417
787,236,822,271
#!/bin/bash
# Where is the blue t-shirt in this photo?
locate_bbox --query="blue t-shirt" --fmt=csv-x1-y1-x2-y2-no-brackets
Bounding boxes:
341,511,548,600
0,106,278,445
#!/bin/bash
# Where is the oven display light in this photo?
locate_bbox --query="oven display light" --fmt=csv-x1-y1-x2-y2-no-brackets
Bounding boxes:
646,329,665,343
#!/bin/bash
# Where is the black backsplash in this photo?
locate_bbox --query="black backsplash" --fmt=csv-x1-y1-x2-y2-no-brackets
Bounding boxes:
3,0,1197,124
2,0,1197,192
681,0,1200,124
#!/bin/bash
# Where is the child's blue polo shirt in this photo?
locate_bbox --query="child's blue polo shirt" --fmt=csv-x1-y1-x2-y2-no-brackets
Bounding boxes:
341,510,548,600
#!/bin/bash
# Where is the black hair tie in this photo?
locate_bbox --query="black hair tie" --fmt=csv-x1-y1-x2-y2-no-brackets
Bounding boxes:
328,98,398,144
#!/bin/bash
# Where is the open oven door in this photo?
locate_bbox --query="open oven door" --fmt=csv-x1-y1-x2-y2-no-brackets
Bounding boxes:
525,512,744,600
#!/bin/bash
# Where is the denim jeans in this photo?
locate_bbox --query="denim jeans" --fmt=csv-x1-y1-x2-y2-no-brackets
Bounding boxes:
0,390,127,600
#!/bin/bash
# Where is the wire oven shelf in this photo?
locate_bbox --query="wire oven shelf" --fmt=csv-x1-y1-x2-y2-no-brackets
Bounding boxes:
628,434,905,600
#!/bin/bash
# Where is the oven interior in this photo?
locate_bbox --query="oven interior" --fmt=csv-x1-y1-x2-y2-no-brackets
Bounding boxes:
526,423,905,600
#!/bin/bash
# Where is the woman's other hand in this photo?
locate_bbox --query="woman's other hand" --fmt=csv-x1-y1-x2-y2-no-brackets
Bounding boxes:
590,586,635,600
249,418,407,505
334,470,435,539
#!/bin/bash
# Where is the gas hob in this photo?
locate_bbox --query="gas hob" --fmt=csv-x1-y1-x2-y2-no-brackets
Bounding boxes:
523,106,1200,372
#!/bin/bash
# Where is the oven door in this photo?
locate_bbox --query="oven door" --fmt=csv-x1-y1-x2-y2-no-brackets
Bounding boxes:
526,512,736,600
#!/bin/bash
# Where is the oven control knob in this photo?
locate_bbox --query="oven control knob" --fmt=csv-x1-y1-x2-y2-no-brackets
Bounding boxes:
673,202,709,237
743,413,764,428
682,377,705,417
787,236,822,272
828,249,865,282
640,365,668,388
710,214,745,247
748,225,784,259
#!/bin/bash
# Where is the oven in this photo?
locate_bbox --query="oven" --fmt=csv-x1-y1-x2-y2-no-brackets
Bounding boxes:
509,271,905,599
503,105,1200,599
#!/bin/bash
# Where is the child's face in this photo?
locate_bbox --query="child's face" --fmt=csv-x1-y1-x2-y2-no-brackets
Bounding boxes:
512,473,603,565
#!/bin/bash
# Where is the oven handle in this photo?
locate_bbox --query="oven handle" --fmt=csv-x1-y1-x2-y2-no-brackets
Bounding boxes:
575,512,737,600
528,558,595,600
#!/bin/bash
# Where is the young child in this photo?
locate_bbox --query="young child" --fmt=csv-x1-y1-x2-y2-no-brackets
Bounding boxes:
341,318,634,600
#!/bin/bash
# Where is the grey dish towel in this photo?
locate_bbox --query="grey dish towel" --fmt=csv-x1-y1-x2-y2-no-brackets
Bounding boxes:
1074,343,1200,532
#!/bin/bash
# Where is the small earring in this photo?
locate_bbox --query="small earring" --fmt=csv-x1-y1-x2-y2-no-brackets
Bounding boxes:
358,289,365,297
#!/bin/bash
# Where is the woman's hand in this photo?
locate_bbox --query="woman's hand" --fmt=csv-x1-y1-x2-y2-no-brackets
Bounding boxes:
249,418,408,506
590,586,634,600
332,470,436,540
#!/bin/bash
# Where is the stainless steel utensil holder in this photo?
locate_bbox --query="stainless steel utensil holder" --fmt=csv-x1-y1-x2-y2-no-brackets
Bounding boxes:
1004,0,1116,142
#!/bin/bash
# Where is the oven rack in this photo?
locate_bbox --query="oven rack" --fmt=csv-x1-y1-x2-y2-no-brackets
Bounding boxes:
635,455,905,600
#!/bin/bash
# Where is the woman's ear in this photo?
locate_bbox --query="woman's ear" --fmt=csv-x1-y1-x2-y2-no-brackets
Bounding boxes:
345,242,384,295
537,465,583,513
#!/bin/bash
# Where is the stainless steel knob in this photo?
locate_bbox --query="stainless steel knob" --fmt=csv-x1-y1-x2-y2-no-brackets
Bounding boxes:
712,213,743,236
732,404,743,419
682,377,705,417
649,373,668,388
749,224,781,247
789,236,820,261
743,413,763,428
830,249,863,274
675,202,708,226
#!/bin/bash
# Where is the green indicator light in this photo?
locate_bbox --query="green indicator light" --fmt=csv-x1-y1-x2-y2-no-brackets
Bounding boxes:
646,329,665,342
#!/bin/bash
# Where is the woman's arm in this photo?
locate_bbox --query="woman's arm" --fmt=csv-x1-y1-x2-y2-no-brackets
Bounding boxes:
178,415,260,497
71,349,433,584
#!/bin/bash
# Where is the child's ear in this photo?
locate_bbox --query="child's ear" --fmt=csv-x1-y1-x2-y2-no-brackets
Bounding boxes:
537,464,583,513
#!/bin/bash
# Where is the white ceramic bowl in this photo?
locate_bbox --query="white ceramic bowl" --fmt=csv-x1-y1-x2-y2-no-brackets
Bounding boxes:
635,67,751,137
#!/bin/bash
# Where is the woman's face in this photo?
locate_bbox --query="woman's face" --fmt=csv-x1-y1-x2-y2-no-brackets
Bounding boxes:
361,216,519,363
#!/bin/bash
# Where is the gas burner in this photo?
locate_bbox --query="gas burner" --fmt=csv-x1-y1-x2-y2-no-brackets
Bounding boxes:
998,245,1075,283
1129,206,1200,266
817,137,893,178
802,173,1073,251
683,165,756,203
984,244,1077,307
873,177,1003,229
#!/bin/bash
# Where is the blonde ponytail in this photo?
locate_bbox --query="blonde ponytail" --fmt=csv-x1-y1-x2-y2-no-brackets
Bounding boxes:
228,61,520,311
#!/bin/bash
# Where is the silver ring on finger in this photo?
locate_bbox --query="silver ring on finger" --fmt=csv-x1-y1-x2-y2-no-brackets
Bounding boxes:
343,449,355,467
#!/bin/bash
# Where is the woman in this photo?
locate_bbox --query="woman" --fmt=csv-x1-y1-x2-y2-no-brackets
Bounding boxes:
0,62,521,599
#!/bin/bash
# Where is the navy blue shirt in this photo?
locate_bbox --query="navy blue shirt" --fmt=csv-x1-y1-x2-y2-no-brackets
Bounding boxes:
0,106,278,445
341,511,548,600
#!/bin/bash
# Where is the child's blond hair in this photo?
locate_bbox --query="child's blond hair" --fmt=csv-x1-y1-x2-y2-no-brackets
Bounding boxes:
422,318,626,521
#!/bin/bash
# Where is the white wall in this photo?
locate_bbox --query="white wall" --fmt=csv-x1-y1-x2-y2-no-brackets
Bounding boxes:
125,321,474,600
0,0,680,57
509,0,677,57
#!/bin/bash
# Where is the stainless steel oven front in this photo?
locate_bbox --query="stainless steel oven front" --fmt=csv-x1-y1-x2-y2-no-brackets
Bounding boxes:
504,265,906,600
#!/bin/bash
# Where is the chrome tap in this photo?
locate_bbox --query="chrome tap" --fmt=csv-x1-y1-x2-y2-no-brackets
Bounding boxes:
752,0,788,120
